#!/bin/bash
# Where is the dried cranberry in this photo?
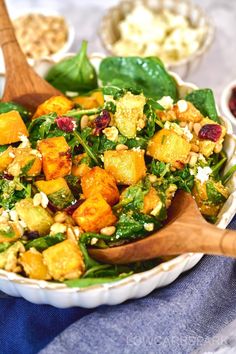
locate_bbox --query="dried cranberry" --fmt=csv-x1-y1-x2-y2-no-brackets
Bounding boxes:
2,173,14,180
229,87,236,118
47,201,59,213
64,199,85,215
198,124,222,142
56,116,76,132
93,110,111,135
24,230,40,239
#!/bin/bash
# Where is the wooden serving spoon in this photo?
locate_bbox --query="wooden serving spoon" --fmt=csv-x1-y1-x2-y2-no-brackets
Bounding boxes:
0,0,62,112
89,190,236,264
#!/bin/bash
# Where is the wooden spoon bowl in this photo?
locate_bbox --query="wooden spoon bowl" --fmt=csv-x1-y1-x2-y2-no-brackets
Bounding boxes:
89,190,236,264
0,0,62,112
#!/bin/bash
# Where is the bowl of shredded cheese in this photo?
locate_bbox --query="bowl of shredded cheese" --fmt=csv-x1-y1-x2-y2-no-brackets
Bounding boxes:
100,0,214,78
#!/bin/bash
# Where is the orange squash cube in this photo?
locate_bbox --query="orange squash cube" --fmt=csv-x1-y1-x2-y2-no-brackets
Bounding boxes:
147,129,191,169
43,240,85,281
81,166,119,206
0,111,28,145
0,146,15,172
38,136,72,180
33,96,74,119
104,149,146,185
72,193,117,232
20,249,51,280
72,91,104,109
8,148,42,176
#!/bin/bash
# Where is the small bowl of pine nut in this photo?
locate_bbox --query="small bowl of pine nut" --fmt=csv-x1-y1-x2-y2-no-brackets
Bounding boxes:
0,9,75,73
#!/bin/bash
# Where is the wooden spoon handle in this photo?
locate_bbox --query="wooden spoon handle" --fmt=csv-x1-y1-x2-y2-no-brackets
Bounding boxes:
200,226,236,257
0,0,28,69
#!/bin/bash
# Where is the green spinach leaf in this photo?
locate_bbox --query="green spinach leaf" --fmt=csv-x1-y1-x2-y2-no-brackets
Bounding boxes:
99,57,178,101
25,233,65,251
185,89,220,123
46,40,98,94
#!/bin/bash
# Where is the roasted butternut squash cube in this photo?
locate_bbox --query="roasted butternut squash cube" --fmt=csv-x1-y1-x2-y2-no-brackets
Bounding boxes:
0,111,28,145
15,198,54,235
42,240,85,281
33,96,74,119
0,222,22,243
38,136,72,180
147,129,191,169
81,166,119,206
0,146,15,172
173,101,204,122
72,91,104,109
72,153,91,178
104,149,146,185
72,193,117,232
115,92,146,138
142,187,161,214
7,148,42,177
20,248,50,280
35,177,74,209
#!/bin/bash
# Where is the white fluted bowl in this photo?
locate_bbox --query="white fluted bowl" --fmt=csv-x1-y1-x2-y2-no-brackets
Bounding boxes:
0,53,235,308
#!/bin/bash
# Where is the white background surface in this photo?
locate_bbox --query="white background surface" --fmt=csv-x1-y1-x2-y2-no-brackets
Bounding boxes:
4,0,236,103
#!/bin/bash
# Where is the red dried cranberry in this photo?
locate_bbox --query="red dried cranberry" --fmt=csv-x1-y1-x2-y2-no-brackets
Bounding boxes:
56,116,76,132
229,87,236,118
64,199,85,215
93,110,111,135
198,124,222,142
2,173,14,180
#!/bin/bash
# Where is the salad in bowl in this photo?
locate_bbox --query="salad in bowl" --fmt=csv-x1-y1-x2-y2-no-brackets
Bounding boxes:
0,41,235,305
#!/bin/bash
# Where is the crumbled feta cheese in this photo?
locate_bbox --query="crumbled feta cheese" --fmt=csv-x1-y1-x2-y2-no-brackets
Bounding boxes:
30,150,42,158
9,152,15,158
177,100,188,113
132,147,141,151
164,121,183,136
157,96,174,110
19,220,27,228
18,134,30,148
91,237,98,245
72,120,77,131
144,223,154,232
9,210,18,222
182,125,193,141
103,126,119,142
196,166,212,184
50,223,67,235
151,201,163,216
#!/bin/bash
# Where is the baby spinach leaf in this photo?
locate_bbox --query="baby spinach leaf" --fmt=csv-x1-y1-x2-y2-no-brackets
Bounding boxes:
46,40,98,94
25,233,65,251
170,166,194,193
149,161,170,178
65,272,132,288
99,57,178,101
115,212,162,241
185,89,220,123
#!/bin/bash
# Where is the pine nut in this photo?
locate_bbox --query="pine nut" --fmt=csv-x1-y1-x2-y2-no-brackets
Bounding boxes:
116,144,128,151
100,226,116,236
80,115,89,129
179,122,187,127
188,122,193,132
193,123,201,136
214,143,223,153
54,211,67,223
